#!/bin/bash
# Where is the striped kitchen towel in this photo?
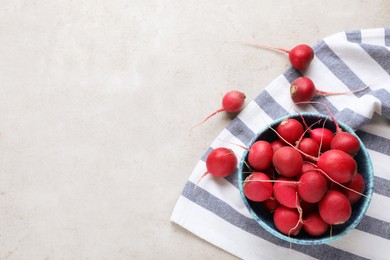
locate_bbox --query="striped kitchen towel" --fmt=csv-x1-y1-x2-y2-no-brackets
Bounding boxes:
171,28,390,260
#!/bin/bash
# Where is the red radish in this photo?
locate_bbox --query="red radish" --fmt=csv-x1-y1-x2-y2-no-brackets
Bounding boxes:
271,139,285,153
263,197,280,213
221,90,246,112
298,111,333,152
309,127,334,152
191,90,246,129
193,147,237,191
331,172,365,205
250,43,314,71
243,172,273,202
274,206,303,236
248,140,274,171
301,161,318,174
273,177,299,208
272,146,303,177
288,44,315,71
291,77,369,103
317,149,357,184
330,130,360,156
276,118,304,145
204,147,237,178
290,77,316,103
298,138,320,159
303,212,329,236
298,171,328,203
319,190,352,225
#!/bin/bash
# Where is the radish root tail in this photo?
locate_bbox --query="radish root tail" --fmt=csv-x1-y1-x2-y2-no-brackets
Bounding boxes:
190,107,225,132
192,172,208,195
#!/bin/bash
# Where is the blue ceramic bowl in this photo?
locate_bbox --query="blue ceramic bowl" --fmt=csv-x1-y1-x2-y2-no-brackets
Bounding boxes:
238,112,374,245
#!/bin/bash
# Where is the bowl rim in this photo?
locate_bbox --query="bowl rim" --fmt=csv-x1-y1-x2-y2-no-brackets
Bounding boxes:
237,112,374,245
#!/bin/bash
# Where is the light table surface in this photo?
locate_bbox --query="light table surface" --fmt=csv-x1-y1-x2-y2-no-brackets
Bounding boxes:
0,1,389,259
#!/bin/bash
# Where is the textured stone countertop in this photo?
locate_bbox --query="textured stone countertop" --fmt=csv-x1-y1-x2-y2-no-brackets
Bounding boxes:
0,1,389,259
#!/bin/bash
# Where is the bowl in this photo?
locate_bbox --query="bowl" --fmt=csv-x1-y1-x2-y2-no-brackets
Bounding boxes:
237,112,374,245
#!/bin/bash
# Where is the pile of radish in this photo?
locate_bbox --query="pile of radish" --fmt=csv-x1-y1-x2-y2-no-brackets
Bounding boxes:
192,40,371,241
241,113,366,237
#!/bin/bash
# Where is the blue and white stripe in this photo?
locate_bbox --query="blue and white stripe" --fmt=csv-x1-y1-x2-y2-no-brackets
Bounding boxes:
171,28,390,260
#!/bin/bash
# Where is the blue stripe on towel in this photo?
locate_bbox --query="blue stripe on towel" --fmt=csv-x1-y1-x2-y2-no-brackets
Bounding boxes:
369,88,390,120
183,181,369,260
346,30,362,43
335,108,371,130
357,215,390,240
359,44,390,75
282,68,302,83
373,176,390,197
385,28,390,46
356,130,390,156
253,91,288,119
346,29,390,75
314,40,368,95
226,117,255,145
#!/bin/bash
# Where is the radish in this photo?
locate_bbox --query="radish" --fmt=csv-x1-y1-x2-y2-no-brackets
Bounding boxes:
273,177,299,208
317,149,357,184
303,212,329,236
330,129,360,156
193,147,237,192
331,172,365,205
204,147,237,178
263,197,280,213
247,140,274,171
291,77,369,103
243,172,273,202
297,111,334,152
301,161,318,174
272,146,303,177
309,127,334,152
298,171,328,203
297,138,320,159
276,118,304,145
250,43,314,71
290,77,317,103
274,206,303,236
221,90,246,112
271,139,285,153
288,44,314,71
191,90,246,129
318,190,352,225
